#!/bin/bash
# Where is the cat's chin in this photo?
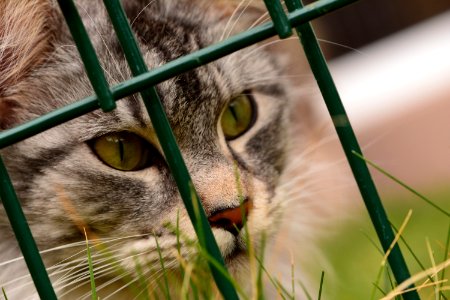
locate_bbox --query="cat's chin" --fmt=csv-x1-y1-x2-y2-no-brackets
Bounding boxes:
211,228,241,257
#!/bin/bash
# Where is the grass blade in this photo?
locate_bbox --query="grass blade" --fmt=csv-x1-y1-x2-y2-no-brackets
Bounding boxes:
371,264,387,300
317,271,325,300
291,254,296,300
84,228,97,300
439,222,450,299
132,254,150,300
253,254,291,300
154,234,171,300
297,280,313,300
380,258,450,300
352,151,449,217
390,222,448,300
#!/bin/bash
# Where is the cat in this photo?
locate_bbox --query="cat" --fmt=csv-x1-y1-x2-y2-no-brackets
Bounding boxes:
0,0,338,298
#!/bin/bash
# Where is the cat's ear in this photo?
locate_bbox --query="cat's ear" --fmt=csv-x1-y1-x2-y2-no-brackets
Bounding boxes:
0,0,55,129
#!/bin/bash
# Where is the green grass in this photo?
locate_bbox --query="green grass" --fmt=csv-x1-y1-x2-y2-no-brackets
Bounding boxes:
84,228,98,300
318,186,449,299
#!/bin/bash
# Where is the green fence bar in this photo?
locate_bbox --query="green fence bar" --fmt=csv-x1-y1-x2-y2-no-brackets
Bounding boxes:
285,0,419,299
0,156,57,300
101,1,239,298
0,0,359,151
56,0,116,112
263,0,292,38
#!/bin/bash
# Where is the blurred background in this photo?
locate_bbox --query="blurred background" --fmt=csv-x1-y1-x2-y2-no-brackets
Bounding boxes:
290,0,450,298
310,0,450,192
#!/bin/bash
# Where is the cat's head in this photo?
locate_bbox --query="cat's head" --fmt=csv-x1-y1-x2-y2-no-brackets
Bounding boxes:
0,0,301,295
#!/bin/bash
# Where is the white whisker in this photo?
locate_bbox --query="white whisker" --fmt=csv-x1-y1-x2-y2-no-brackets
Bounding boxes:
219,0,248,41
93,251,183,300
247,12,270,30
104,258,181,300
224,0,256,41
317,38,366,55
77,4,127,83
238,37,299,62
52,241,133,285
0,274,35,296
130,0,157,26
241,74,314,88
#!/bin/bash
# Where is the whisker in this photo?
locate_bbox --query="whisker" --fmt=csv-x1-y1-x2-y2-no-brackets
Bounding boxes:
241,74,314,88
103,259,181,300
247,12,270,30
54,257,129,296
224,0,256,41
51,243,127,287
283,176,355,200
238,37,300,62
48,236,136,272
48,236,151,292
53,244,165,293
219,0,248,41
317,38,366,55
130,0,157,26
91,250,182,300
51,240,134,284
0,274,35,296
280,159,353,193
77,4,127,83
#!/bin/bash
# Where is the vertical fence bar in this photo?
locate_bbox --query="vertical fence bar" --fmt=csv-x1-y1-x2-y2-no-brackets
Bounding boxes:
56,0,116,112
285,0,420,299
0,156,57,300
263,0,292,38
101,1,239,299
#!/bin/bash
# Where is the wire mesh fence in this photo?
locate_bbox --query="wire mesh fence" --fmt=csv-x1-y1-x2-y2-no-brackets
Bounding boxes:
0,0,420,299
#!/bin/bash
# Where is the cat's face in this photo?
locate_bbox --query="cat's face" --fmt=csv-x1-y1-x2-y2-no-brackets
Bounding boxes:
1,0,292,295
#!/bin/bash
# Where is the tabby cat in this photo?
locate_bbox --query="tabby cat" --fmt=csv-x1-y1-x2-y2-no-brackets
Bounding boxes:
0,0,329,298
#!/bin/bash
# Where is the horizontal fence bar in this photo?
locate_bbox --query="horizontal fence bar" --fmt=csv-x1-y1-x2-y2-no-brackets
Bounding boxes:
0,0,358,150
285,0,419,299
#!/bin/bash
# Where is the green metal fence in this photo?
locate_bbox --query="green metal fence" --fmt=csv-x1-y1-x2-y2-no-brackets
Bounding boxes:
0,0,420,299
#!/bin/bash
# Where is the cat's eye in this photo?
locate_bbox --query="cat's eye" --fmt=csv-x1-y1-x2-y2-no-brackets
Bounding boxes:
91,132,151,171
221,93,256,140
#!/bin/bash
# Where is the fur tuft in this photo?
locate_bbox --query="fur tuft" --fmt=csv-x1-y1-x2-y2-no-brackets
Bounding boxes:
0,0,54,128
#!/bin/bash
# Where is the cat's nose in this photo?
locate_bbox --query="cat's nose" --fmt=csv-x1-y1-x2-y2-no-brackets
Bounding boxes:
207,199,252,236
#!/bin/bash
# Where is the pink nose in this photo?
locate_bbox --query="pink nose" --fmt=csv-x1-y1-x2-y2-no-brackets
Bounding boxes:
208,199,252,235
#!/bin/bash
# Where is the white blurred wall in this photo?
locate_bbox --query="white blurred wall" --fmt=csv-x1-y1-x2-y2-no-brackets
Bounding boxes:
326,11,450,191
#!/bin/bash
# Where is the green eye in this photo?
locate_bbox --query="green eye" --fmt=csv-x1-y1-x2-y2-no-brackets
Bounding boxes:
91,132,150,171
221,93,256,140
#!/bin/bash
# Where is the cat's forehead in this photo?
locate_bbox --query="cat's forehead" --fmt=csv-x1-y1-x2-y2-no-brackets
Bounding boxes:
64,0,287,151
119,1,278,91
80,4,282,115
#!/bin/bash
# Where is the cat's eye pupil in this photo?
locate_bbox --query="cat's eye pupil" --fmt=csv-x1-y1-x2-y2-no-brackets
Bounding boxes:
91,132,151,171
221,93,256,140
229,104,238,121
118,140,125,162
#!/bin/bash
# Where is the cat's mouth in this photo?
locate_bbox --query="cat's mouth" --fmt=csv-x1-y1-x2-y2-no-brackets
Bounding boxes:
211,227,249,262
225,242,246,262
